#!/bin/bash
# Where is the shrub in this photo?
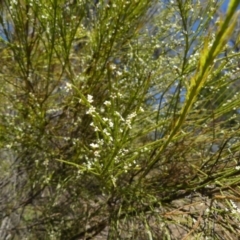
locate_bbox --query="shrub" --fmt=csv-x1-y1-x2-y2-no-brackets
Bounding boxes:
0,0,240,239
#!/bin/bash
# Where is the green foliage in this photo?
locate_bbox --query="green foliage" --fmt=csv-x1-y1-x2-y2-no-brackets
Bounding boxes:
1,0,240,239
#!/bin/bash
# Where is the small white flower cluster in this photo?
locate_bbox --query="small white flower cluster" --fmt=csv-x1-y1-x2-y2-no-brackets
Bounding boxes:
90,104,114,140
102,127,113,142
9,0,17,11
89,143,101,158
80,90,143,173
104,100,111,106
102,117,114,128
65,82,72,92
86,106,96,115
87,94,94,103
189,50,200,66
90,143,99,149
83,156,96,170
85,95,97,115
112,148,129,165
235,166,240,171
230,200,240,214
6,144,12,149
125,112,137,129
82,138,107,171
90,122,100,132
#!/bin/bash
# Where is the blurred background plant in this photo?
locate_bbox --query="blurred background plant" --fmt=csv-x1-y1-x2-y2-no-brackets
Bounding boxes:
0,0,240,239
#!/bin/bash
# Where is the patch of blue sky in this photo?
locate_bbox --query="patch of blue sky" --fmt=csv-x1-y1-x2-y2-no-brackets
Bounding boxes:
221,0,240,12
221,0,229,11
0,20,13,42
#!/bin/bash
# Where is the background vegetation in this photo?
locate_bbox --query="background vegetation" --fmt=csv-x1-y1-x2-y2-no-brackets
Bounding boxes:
0,0,240,239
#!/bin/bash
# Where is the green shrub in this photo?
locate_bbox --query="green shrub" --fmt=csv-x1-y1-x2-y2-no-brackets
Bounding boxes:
0,0,240,239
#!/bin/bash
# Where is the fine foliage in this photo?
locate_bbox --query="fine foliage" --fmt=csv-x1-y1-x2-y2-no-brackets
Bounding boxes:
0,0,240,239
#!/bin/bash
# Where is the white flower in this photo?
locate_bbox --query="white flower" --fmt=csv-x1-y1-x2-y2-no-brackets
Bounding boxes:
97,139,104,146
104,101,111,106
90,122,100,131
86,161,92,169
110,64,116,70
236,166,240,170
103,117,108,122
65,82,72,92
117,92,122,98
94,151,100,157
229,200,240,214
116,71,122,76
125,111,137,129
6,144,12,149
103,128,111,136
90,143,99,149
127,112,137,120
109,120,114,128
87,94,94,103
86,106,96,115
94,126,100,131
126,120,132,129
